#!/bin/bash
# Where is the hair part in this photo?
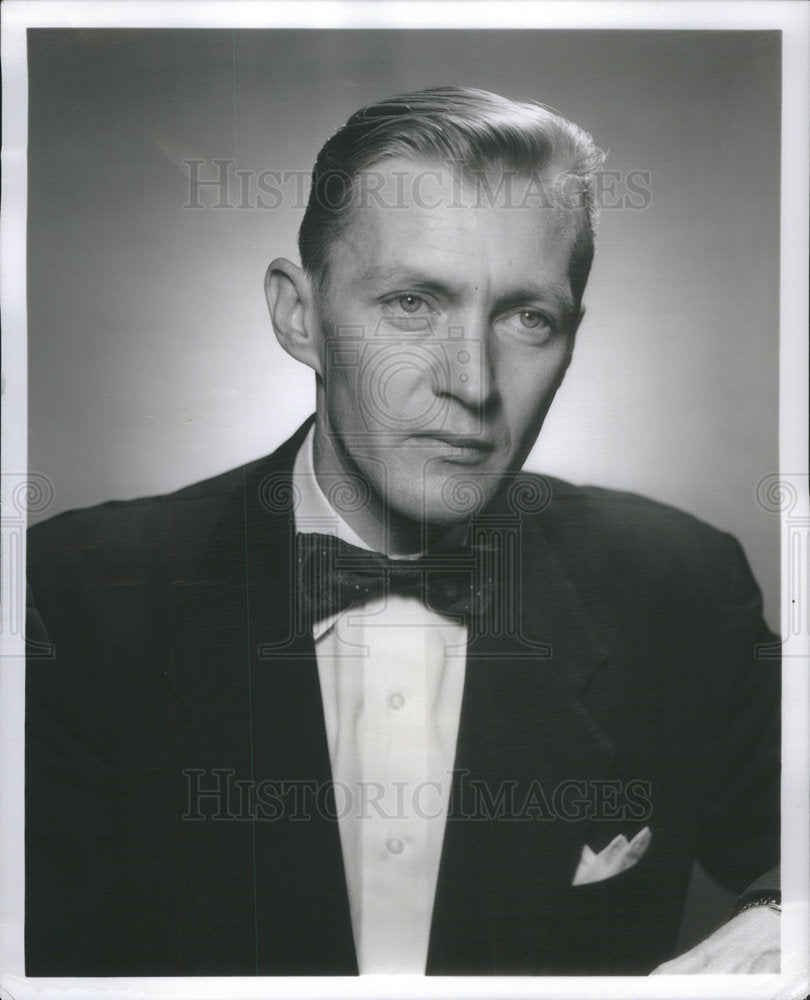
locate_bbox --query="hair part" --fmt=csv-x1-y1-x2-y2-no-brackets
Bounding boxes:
298,86,606,309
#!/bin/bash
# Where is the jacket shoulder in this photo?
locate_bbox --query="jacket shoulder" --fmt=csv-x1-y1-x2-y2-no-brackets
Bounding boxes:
26,452,275,584
27,419,312,565
521,472,745,577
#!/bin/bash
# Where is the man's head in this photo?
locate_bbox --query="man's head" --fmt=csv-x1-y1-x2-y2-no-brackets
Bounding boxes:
266,87,605,550
299,86,603,312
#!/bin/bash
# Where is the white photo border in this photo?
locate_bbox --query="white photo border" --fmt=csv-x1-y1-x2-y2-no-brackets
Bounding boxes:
2,3,808,999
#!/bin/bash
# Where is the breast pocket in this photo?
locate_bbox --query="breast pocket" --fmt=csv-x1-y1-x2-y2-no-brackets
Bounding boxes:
571,825,653,887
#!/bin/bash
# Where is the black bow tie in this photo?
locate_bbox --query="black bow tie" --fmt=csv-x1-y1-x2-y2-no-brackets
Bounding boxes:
296,532,494,623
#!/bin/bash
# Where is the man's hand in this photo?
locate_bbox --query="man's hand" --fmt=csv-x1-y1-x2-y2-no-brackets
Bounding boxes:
650,905,779,974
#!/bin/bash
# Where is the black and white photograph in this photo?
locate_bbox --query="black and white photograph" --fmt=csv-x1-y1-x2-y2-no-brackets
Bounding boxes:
1,3,808,998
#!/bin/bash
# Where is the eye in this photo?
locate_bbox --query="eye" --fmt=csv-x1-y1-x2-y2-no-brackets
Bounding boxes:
396,294,427,314
380,293,436,332
518,311,546,329
498,308,556,344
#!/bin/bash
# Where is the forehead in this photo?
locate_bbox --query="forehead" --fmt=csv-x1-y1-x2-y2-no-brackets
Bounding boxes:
328,158,579,290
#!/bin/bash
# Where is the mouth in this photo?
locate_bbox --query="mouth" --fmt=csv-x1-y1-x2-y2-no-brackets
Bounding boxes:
408,433,497,463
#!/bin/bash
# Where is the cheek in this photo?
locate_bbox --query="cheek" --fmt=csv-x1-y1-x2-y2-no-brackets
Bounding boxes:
322,359,361,422
371,353,436,423
341,343,440,431
499,357,567,435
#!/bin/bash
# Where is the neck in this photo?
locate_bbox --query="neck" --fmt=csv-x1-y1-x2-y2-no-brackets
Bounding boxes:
311,418,466,556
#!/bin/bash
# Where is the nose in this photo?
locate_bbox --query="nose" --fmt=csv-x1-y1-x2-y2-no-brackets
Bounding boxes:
437,317,497,413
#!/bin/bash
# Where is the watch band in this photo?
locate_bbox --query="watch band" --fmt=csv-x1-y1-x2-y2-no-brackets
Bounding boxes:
731,892,781,919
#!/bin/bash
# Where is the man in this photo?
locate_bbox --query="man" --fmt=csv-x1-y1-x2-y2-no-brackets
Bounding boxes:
25,87,780,976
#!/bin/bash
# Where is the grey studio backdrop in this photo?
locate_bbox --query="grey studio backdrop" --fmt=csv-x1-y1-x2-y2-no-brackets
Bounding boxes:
26,29,781,953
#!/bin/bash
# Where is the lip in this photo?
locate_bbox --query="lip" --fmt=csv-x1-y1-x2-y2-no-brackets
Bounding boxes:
409,433,497,462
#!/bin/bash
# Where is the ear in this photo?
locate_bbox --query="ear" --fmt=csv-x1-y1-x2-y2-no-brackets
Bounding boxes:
264,258,323,375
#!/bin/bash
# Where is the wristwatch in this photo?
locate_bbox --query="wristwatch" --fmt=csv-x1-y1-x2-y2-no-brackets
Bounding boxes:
731,892,781,919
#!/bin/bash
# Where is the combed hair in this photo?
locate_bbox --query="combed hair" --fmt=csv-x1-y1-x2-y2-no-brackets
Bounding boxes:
298,86,606,307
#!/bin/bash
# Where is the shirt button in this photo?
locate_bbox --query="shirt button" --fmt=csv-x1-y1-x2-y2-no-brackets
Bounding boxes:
386,837,404,855
389,692,405,710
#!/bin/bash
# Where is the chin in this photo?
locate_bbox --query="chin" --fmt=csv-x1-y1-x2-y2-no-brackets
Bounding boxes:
418,483,494,526
374,460,503,527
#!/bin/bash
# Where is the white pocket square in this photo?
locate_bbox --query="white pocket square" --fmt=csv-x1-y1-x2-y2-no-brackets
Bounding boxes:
572,826,652,886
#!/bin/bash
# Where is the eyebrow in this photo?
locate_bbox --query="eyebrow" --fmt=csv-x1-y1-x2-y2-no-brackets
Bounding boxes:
497,283,576,318
358,265,576,317
358,265,450,296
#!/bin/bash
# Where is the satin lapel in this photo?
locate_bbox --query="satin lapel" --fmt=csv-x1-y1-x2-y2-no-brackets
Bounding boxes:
427,509,616,974
149,422,357,974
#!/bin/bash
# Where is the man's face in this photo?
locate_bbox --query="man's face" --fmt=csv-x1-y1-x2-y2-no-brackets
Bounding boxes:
312,159,583,530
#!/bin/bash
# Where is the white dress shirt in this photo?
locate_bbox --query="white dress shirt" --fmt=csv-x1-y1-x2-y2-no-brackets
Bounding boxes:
293,428,467,973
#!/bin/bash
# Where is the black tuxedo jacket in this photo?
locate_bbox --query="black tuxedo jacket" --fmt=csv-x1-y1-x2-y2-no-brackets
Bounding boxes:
25,420,780,976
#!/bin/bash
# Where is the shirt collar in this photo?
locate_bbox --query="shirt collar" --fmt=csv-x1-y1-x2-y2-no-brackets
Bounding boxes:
292,425,469,635
292,425,377,552
293,427,378,638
